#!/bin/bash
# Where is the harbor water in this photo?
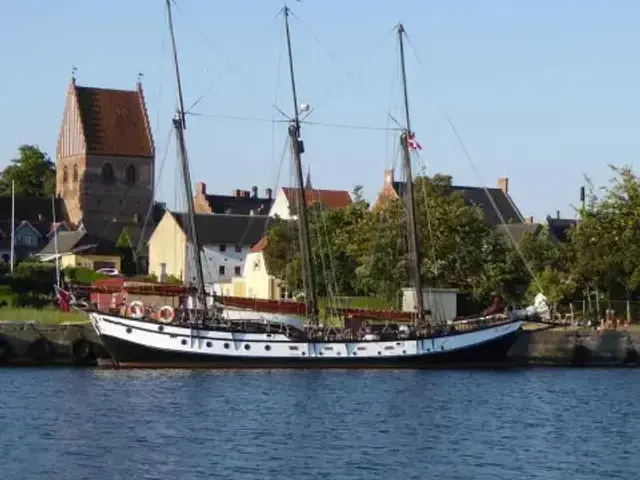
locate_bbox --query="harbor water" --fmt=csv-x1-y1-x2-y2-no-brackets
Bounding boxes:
1,368,639,479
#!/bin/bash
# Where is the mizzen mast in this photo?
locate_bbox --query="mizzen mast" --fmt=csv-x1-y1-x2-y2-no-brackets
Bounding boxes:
397,23,425,321
283,5,319,324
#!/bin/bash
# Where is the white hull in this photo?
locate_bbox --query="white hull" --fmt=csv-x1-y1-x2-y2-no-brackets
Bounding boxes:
90,313,523,368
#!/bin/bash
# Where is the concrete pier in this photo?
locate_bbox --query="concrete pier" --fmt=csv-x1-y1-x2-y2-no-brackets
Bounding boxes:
0,322,639,367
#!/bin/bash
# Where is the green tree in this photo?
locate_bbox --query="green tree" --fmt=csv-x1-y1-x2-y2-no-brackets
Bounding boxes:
0,145,56,196
569,166,640,321
116,227,137,276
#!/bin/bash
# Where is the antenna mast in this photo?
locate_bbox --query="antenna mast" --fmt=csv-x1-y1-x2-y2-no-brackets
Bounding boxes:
283,5,319,324
165,0,208,313
397,23,425,321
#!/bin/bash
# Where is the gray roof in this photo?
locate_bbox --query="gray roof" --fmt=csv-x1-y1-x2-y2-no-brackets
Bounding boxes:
495,223,543,245
393,182,523,226
38,230,118,256
172,212,270,246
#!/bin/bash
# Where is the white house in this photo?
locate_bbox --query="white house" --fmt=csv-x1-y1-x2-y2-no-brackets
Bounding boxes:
268,186,353,219
148,211,270,286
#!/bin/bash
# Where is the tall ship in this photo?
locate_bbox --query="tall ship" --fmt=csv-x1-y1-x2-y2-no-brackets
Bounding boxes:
76,1,549,368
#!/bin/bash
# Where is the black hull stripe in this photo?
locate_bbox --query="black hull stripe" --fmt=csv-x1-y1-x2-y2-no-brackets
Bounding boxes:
99,330,519,369
96,315,521,344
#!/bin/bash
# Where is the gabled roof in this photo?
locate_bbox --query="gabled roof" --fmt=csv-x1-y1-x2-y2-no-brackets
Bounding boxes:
391,181,523,227
70,81,154,158
172,212,270,246
200,193,273,215
281,187,352,210
38,230,118,256
249,236,268,253
79,218,156,253
0,196,65,237
546,217,577,242
496,223,544,245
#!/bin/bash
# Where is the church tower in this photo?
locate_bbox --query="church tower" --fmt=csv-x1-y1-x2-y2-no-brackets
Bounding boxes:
56,78,155,226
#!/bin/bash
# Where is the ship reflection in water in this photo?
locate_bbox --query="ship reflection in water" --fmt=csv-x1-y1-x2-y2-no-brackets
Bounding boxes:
1,368,639,479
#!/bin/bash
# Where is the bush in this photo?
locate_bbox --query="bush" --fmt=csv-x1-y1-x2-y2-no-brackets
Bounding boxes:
63,266,108,285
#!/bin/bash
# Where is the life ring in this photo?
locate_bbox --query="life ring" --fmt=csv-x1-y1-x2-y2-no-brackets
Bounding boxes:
157,305,175,323
127,301,146,319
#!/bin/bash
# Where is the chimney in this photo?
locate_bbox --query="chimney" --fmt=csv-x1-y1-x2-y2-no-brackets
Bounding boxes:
556,210,560,219
497,177,509,195
196,182,206,196
524,216,534,224
266,188,273,200
233,189,242,197
384,169,394,186
251,186,258,198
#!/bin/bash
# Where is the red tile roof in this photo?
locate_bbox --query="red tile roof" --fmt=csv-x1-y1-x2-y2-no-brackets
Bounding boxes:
281,187,352,210
74,83,154,158
250,236,268,253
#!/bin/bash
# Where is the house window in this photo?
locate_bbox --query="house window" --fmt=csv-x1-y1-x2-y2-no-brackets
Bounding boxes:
24,235,34,246
62,166,69,184
219,244,227,252
235,244,242,253
73,164,79,183
101,163,115,184
125,164,137,186
218,265,226,276
234,266,241,276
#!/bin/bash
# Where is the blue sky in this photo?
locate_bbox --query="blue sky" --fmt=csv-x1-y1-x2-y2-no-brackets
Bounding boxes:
2,0,639,220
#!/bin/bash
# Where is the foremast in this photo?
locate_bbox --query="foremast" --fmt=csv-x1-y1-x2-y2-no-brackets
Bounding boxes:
165,0,209,314
283,5,319,325
397,24,425,322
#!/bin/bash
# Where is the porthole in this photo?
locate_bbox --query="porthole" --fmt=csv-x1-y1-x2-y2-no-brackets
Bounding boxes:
206,341,212,348
336,351,341,356
244,344,250,351
403,350,407,354
301,351,306,356
378,351,382,355
181,339,187,345
353,351,357,356
126,327,132,334
158,326,164,332
224,343,230,349
318,351,324,356
264,345,271,351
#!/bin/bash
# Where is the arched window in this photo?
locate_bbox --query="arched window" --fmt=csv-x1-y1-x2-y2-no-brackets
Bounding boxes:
125,164,137,186
62,166,69,184
101,163,114,184
73,164,79,183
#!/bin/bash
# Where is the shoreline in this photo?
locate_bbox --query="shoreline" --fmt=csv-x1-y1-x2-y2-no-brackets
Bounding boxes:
0,321,638,368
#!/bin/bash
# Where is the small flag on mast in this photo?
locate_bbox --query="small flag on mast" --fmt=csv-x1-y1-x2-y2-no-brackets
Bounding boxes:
407,133,422,151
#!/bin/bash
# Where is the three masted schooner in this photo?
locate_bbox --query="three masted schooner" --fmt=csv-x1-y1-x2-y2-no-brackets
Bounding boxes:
79,2,548,368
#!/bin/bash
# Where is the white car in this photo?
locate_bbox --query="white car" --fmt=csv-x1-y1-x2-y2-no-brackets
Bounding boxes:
96,268,120,276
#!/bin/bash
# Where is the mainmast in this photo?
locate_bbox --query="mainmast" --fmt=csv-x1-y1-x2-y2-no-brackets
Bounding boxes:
165,0,208,313
283,5,319,324
397,24,425,321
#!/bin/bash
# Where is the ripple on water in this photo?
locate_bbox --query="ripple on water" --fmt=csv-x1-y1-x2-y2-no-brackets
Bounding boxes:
0,368,639,480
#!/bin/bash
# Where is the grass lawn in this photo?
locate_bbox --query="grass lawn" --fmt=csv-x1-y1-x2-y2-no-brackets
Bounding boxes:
0,307,88,324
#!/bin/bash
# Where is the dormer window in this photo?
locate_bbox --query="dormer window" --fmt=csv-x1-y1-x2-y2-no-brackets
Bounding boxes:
235,244,242,253
63,166,69,184
219,244,227,252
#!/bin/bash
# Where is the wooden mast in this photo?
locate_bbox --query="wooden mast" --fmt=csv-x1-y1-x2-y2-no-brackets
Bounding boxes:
397,23,425,321
283,5,319,324
165,0,208,313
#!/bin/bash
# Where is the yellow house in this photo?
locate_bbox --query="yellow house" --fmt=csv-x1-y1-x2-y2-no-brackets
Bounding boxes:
37,230,122,271
148,210,270,285
243,237,289,300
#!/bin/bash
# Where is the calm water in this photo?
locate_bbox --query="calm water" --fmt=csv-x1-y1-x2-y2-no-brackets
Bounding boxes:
1,368,639,480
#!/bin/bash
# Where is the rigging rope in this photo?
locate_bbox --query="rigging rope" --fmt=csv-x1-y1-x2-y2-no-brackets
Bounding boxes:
443,111,543,294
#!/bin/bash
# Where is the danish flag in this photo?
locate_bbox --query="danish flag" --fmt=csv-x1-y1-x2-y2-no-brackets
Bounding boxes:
408,133,422,151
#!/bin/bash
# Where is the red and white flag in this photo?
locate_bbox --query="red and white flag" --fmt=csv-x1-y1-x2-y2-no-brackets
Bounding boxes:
408,133,422,151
